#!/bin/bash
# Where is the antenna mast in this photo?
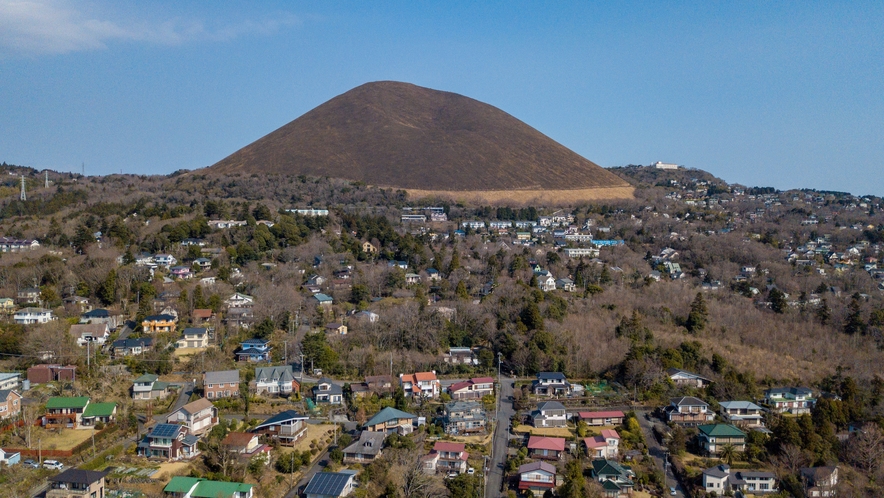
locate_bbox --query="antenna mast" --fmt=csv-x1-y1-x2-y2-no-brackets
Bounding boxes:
45,171,49,188
19,175,26,201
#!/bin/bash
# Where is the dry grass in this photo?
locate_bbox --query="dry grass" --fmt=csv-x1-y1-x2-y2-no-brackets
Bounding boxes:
30,427,96,451
153,461,192,481
406,186,635,205
449,433,492,445
512,424,573,437
277,423,336,455
173,347,207,357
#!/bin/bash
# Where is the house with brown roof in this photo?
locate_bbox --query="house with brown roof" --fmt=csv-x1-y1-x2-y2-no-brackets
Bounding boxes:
399,371,440,399
192,308,214,323
166,398,218,436
222,432,268,459
578,410,625,426
447,377,494,400
585,429,620,459
69,323,110,347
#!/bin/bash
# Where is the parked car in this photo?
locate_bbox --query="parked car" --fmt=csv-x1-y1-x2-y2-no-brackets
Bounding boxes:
669,486,677,496
23,459,39,468
43,460,63,470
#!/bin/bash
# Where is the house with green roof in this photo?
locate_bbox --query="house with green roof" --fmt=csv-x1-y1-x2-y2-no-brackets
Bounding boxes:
163,476,253,497
82,402,117,427
591,459,635,497
697,424,747,455
364,406,417,434
44,396,90,428
132,373,171,401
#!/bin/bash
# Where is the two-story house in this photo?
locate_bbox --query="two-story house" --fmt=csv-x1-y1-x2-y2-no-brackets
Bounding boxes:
422,441,469,475
400,371,440,399
364,407,417,434
442,400,486,435
800,466,838,497
47,468,109,498
254,366,298,396
13,307,56,324
0,372,20,390
222,432,269,460
43,396,90,429
719,401,766,428
342,431,386,464
531,401,569,428
204,370,240,399
585,429,621,459
163,476,253,498
250,410,309,446
697,424,747,455
153,254,177,267
591,459,635,497
16,287,40,303
666,396,715,426
69,323,110,347
447,377,494,400
667,367,713,388
764,387,815,415
142,314,178,333
236,338,272,362
225,292,255,309
0,389,22,421
166,398,218,436
312,378,343,405
578,410,625,427
176,327,209,349
703,465,778,495
132,374,170,400
138,423,199,460
518,461,558,494
532,372,571,397
527,436,566,460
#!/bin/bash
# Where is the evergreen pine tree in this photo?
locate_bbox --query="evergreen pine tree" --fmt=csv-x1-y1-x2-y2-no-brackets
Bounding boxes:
686,292,708,333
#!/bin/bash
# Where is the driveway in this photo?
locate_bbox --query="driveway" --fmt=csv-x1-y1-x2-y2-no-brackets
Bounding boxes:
152,381,194,422
486,375,513,498
283,446,330,498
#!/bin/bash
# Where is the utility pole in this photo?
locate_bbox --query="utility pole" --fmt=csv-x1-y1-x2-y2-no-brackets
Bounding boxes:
284,341,287,365
86,341,90,370
299,352,305,384
44,171,48,188
19,175,26,201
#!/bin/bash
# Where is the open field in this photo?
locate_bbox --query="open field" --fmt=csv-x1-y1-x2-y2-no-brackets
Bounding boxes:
513,424,573,437
33,427,96,451
406,186,635,205
276,423,336,455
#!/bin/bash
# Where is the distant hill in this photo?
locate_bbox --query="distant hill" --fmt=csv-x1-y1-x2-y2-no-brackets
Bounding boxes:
209,81,632,203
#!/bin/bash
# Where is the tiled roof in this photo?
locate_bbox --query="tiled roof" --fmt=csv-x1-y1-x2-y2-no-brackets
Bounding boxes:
364,407,416,428
204,370,239,384
527,436,566,451
578,410,624,419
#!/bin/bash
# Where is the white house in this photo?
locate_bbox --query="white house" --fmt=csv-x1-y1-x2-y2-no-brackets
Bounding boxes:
166,398,218,436
13,308,55,324
584,429,621,459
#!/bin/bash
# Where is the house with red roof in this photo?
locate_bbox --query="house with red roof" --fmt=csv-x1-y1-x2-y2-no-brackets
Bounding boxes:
400,371,441,399
527,436,566,460
447,377,494,400
578,410,625,427
422,441,469,475
584,429,621,459
518,461,558,493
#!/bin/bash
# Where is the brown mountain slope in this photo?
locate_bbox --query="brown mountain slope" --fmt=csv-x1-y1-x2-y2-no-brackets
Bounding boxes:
209,81,632,201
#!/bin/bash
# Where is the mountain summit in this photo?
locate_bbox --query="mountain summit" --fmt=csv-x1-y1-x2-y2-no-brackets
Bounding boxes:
209,81,632,203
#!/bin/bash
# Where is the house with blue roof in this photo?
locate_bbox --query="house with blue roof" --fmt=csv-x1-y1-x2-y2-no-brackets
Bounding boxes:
236,338,271,362
250,410,309,446
304,471,356,498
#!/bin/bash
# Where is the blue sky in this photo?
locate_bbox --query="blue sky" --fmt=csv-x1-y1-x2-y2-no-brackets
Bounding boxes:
1,1,882,195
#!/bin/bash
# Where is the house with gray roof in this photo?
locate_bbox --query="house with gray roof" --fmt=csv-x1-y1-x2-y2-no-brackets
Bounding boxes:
719,400,766,429
531,400,568,428
254,366,297,396
343,431,386,464
703,464,777,495
312,378,343,405
204,370,240,399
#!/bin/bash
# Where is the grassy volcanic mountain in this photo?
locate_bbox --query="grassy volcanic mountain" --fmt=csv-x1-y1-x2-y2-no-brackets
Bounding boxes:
210,81,632,203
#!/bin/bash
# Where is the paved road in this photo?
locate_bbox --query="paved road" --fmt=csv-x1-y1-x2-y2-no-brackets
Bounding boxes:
635,410,686,498
283,446,331,498
486,375,513,498
152,381,194,422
